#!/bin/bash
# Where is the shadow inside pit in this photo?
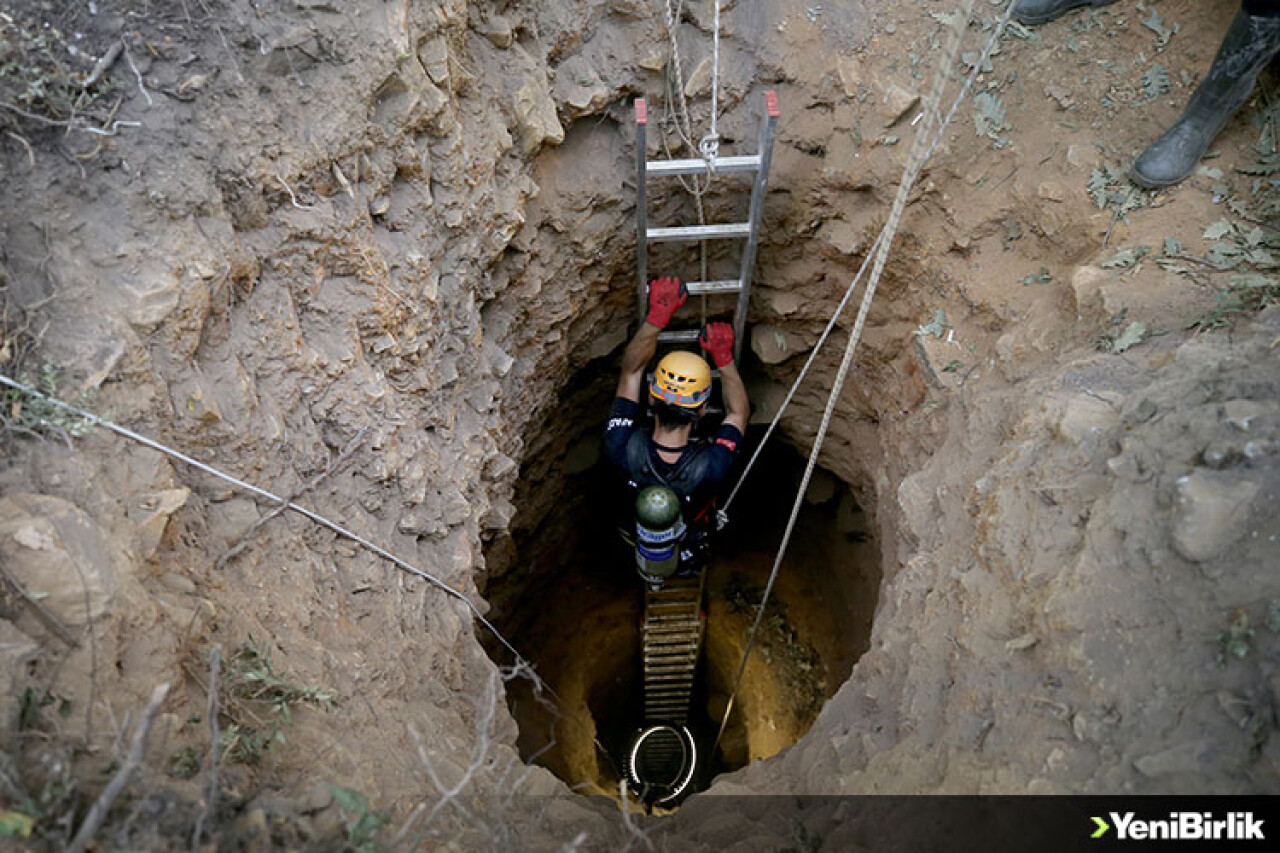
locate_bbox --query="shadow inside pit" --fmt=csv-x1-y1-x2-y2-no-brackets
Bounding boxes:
482,384,880,802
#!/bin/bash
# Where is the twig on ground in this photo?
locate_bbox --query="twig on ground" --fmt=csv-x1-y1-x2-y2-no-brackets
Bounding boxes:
404,671,500,841
194,0,244,83
0,562,79,647
81,120,142,138
332,162,355,199
5,130,35,168
67,682,170,853
1,101,140,140
558,833,589,853
57,144,88,180
82,42,124,89
122,44,154,107
618,780,655,852
391,799,429,849
215,428,368,569
1167,253,1229,269
0,414,45,443
192,647,221,850
1102,207,1121,248
0,101,71,127
73,562,98,746
275,173,318,211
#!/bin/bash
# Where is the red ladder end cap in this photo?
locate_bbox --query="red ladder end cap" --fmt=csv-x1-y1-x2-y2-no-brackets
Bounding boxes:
764,91,779,118
635,98,648,125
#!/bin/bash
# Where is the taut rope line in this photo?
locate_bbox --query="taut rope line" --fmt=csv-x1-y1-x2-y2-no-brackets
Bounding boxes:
711,0,1017,757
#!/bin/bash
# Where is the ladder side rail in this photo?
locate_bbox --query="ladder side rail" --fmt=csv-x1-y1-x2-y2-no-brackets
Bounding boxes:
733,91,780,360
635,98,650,324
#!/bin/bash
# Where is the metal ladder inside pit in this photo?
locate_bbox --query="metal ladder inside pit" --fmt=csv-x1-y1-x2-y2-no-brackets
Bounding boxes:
633,91,779,360
641,574,706,725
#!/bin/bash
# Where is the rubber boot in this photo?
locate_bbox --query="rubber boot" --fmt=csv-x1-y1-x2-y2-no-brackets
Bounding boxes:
1013,0,1117,26
1131,10,1280,189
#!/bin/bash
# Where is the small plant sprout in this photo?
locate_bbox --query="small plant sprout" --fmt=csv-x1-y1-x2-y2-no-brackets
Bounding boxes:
1216,613,1254,666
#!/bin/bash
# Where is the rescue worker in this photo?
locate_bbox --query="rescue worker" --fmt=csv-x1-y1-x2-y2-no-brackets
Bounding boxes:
1014,0,1280,188
603,275,749,575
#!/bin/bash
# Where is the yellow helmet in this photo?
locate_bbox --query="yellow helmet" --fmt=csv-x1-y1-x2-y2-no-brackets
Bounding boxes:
651,351,712,409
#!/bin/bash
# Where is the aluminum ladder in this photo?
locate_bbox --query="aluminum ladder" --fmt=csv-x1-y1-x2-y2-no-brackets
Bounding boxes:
641,574,706,725
633,91,780,359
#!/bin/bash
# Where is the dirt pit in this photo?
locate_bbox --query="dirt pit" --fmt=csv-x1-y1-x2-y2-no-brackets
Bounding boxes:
482,366,879,801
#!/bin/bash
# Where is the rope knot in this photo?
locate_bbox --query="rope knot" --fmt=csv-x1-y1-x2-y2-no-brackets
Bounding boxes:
698,134,720,170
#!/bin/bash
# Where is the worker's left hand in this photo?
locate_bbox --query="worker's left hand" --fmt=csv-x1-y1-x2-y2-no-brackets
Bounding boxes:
699,322,735,368
646,276,687,329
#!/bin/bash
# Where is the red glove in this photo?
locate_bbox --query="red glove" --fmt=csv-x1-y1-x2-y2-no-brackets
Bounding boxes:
699,322,735,368
646,276,687,329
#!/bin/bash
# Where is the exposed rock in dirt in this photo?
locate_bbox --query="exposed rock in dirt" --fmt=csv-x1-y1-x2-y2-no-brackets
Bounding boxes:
0,494,121,631
1171,469,1262,563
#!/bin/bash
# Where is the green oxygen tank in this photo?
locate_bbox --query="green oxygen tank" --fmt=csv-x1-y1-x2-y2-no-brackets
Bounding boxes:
634,486,686,583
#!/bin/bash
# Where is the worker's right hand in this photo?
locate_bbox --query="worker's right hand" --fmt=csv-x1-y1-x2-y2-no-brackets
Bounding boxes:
699,322,735,368
646,276,687,329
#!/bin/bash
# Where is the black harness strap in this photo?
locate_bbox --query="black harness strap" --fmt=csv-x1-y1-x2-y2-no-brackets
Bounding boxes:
624,430,717,526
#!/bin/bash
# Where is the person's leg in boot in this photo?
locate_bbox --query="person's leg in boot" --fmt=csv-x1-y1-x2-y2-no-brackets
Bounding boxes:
1131,3,1280,189
1014,0,1117,26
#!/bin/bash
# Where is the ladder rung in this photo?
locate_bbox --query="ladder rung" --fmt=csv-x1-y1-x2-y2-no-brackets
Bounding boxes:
647,223,751,243
647,586,700,598
644,618,700,629
645,641,701,652
644,626,701,638
644,643,698,655
646,664,698,676
644,630,699,641
644,613,700,623
645,155,761,177
657,330,700,344
646,651,695,660
645,655,698,667
686,279,742,296
646,613,700,624
648,581,700,595
646,649,698,661
644,638,700,650
647,592,700,605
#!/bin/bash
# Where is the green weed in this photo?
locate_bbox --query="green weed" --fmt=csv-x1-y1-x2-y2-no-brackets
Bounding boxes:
1187,279,1280,332
0,10,113,132
4,364,98,442
328,785,388,853
216,640,337,765
1216,613,1255,666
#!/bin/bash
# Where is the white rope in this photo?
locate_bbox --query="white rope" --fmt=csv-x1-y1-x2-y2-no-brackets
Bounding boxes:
717,228,884,526
712,0,1015,757
660,0,712,306
0,372,527,660
0,371,626,774
719,0,1010,525
698,0,722,164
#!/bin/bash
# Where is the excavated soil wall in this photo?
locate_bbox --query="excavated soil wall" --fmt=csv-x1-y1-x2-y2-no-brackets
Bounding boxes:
0,0,1277,849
